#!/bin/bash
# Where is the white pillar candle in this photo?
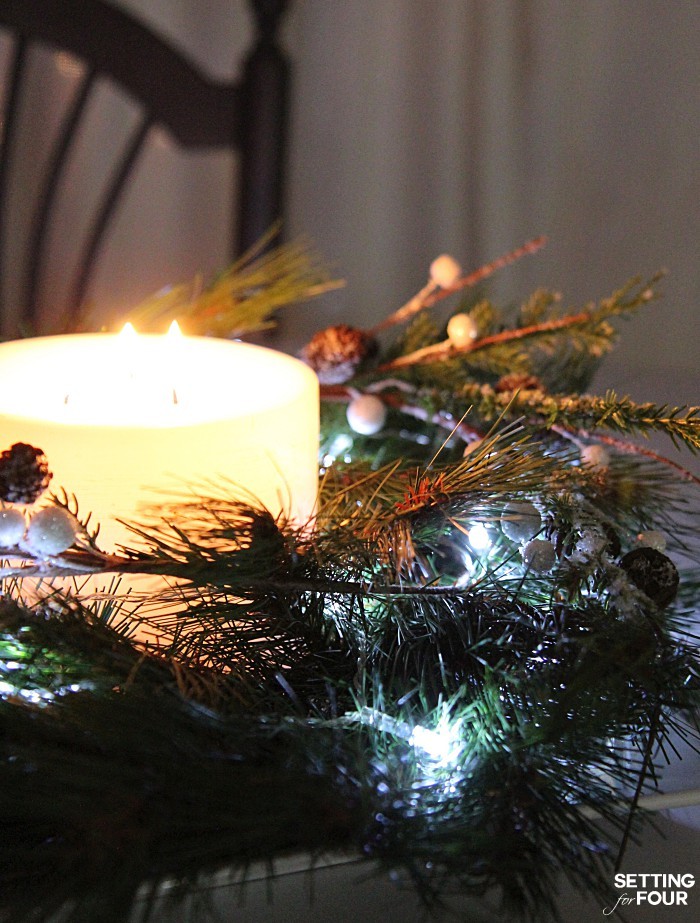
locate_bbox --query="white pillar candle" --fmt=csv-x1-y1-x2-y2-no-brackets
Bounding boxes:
0,329,319,553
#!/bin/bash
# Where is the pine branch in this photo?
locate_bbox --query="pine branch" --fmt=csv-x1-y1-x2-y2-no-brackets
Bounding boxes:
553,426,700,485
0,549,536,601
1,464,699,923
377,274,660,372
123,231,343,337
321,378,700,471
369,236,548,334
459,385,700,454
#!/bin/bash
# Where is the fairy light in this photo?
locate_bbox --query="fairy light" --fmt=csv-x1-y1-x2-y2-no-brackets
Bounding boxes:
322,433,354,468
349,707,464,769
0,678,95,705
467,522,492,552
409,724,461,764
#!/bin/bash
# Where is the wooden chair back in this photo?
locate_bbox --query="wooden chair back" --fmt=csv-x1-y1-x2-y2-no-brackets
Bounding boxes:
0,0,290,333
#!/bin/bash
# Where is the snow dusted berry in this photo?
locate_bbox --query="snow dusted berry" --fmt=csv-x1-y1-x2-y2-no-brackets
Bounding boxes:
0,506,26,548
522,538,556,573
23,507,79,557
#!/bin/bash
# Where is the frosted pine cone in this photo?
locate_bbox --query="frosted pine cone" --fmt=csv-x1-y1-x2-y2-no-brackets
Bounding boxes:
0,443,53,503
300,324,375,384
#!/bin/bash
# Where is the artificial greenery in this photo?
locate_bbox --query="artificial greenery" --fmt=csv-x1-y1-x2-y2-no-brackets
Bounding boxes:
125,227,342,338
0,240,699,923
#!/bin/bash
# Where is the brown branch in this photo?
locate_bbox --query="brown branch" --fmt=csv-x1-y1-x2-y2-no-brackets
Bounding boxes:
551,424,700,485
368,235,548,335
377,308,592,372
423,235,548,308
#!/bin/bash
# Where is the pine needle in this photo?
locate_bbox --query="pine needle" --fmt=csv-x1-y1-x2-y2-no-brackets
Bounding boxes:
126,232,343,337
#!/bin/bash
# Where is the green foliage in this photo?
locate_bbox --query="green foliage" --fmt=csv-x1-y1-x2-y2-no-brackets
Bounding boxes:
451,386,700,451
381,274,662,394
125,231,342,337
1,248,698,923
1,458,698,920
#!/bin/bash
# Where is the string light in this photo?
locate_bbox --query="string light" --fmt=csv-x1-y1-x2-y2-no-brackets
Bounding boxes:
409,723,462,766
467,522,492,552
348,707,464,769
322,433,354,468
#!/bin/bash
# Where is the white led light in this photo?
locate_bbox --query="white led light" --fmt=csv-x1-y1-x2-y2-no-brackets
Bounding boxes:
349,707,465,770
410,725,454,762
322,434,354,468
468,522,491,552
329,433,353,456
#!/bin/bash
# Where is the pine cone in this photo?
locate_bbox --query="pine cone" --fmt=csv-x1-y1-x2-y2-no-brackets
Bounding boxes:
300,324,376,384
0,443,53,503
620,547,679,608
495,373,544,393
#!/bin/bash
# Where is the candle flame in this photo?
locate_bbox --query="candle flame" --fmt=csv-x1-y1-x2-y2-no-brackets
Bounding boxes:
118,321,182,338
167,322,183,404
113,319,183,408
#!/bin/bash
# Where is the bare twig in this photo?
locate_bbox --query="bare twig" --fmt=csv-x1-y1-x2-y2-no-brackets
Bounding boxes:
0,547,165,581
368,236,548,335
0,545,491,599
378,308,591,372
552,425,700,485
368,279,439,335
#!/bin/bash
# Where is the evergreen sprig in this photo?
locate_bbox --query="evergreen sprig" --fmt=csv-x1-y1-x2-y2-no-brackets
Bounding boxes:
449,385,700,453
125,230,342,337
379,274,660,383
0,241,698,923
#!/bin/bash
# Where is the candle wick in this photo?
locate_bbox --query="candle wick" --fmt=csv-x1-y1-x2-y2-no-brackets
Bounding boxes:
172,388,179,406
63,393,70,405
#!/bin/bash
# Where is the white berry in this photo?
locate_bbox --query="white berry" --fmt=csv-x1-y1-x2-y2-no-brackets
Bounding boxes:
501,500,541,544
346,395,387,435
0,507,26,548
580,444,610,469
23,507,79,557
446,313,478,348
522,538,556,573
430,254,462,289
575,529,607,559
